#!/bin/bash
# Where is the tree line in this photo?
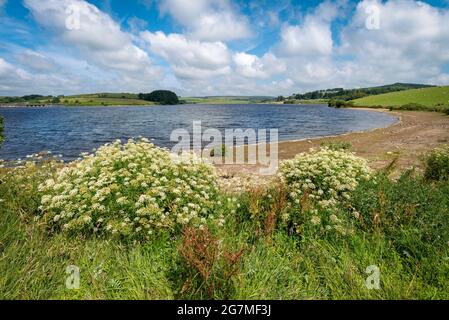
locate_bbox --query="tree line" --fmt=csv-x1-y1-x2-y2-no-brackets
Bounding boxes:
138,90,179,105
290,83,434,102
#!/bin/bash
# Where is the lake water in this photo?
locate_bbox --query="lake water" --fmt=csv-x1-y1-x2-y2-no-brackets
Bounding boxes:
0,104,398,161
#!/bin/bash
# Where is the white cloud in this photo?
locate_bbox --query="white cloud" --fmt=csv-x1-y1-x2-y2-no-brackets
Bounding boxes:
278,21,333,57
2,0,449,97
159,0,252,41
0,58,29,84
23,0,161,90
338,0,449,86
16,50,57,72
141,31,231,79
0,57,80,95
233,52,286,79
277,1,340,57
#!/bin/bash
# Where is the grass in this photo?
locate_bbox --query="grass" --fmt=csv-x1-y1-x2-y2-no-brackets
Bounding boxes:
1,148,449,299
282,99,328,105
352,86,449,111
61,97,154,106
181,96,273,105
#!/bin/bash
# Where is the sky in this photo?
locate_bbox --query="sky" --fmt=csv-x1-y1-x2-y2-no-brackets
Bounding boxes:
1,0,449,97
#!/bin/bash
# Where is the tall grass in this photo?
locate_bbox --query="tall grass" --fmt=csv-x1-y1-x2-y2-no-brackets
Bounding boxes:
1,147,449,299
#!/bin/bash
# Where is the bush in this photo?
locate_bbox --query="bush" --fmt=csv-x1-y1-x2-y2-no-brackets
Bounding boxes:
38,139,219,240
397,103,428,111
210,144,229,158
445,108,449,115
328,99,348,108
424,145,449,181
321,141,352,151
138,90,179,105
176,226,244,299
279,148,371,232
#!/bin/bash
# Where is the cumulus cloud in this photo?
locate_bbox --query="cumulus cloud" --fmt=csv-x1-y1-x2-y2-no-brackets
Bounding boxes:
2,0,449,97
16,50,58,72
338,0,449,86
141,31,231,79
0,57,81,95
276,1,344,58
159,0,252,41
278,21,333,57
0,58,30,89
233,52,286,79
23,0,161,90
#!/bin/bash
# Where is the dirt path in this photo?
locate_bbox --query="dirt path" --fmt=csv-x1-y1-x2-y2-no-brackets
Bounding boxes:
216,110,449,182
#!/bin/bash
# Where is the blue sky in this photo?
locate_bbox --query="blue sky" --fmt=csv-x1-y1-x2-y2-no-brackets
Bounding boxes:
1,0,449,96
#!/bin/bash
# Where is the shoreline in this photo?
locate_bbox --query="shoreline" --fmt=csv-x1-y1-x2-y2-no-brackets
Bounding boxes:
2,107,448,175
278,108,402,146
217,109,449,177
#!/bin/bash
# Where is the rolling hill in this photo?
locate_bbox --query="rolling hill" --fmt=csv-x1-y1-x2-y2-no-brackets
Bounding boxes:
182,96,274,104
352,86,449,107
291,83,434,101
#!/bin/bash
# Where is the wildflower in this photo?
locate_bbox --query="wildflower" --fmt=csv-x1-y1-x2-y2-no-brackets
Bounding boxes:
311,215,321,225
38,139,219,240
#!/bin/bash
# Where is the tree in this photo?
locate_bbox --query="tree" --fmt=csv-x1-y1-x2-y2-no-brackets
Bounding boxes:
138,90,179,105
276,96,285,102
52,97,61,104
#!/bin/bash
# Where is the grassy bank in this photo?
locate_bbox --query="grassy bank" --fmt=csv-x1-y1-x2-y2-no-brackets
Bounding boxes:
1,144,449,299
181,96,273,105
352,86,449,113
61,97,154,106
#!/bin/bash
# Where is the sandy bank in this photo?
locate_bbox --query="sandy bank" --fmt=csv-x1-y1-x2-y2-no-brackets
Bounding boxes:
216,109,449,179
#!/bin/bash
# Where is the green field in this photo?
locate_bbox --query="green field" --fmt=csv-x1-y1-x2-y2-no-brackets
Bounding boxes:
352,86,449,108
182,96,273,104
62,97,154,106
61,93,153,106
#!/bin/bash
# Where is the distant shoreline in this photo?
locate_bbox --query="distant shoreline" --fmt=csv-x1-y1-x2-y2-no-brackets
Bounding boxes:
217,109,449,177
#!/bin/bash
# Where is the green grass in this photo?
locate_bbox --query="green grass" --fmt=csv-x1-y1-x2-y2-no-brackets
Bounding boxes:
352,86,449,109
282,99,328,105
1,151,449,299
182,96,273,104
61,97,154,106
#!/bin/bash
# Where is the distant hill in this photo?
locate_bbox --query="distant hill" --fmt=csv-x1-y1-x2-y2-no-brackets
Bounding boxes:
352,86,449,108
0,93,276,106
290,83,435,101
182,96,274,104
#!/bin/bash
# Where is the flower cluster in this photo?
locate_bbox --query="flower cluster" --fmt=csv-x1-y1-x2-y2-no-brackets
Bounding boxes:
217,171,273,194
424,144,449,181
279,148,371,233
38,139,219,240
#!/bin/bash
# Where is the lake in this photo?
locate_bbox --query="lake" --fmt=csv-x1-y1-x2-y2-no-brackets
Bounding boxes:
0,104,398,161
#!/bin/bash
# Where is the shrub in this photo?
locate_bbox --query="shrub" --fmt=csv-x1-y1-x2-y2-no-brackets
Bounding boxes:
177,226,244,299
328,99,348,108
38,139,219,240
321,141,352,151
210,144,229,158
445,108,449,116
424,145,449,181
397,103,427,111
279,148,371,232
